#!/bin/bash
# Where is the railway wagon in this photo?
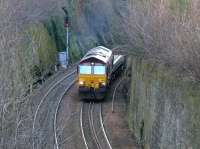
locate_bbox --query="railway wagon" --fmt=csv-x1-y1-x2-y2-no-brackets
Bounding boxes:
111,55,125,78
77,46,125,100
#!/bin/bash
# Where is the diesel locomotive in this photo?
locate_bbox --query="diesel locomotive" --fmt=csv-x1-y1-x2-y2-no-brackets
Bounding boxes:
77,46,125,100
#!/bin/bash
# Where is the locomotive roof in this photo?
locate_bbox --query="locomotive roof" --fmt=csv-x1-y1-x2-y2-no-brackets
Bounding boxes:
80,46,112,64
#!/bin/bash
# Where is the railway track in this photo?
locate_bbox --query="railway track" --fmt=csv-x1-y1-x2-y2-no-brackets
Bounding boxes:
80,102,112,149
32,70,76,149
112,78,124,112
54,80,76,149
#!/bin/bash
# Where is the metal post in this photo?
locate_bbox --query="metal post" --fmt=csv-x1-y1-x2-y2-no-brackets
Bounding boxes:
66,25,69,68
62,7,69,68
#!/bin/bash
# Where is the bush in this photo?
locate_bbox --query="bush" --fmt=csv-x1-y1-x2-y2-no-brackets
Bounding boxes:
24,22,57,80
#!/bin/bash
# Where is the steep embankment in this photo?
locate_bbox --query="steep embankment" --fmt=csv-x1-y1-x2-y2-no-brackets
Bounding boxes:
129,57,200,148
0,0,127,148
126,0,200,148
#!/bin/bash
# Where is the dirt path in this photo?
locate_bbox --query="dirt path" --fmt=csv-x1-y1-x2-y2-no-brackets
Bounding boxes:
102,77,141,149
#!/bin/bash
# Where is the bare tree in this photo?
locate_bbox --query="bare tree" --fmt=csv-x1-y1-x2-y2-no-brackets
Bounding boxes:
0,0,64,148
124,0,200,80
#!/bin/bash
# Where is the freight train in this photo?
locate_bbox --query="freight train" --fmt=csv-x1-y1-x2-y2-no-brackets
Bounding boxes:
77,46,125,100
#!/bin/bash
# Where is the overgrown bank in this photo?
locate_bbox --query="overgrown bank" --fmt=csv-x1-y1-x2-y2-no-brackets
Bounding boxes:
0,0,83,148
128,57,200,148
0,0,126,147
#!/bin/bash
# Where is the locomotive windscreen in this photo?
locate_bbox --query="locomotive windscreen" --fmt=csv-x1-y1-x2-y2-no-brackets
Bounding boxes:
94,66,106,75
79,65,92,74
79,64,106,75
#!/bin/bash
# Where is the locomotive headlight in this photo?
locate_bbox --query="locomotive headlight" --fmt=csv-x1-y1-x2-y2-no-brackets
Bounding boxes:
101,82,106,86
79,81,84,85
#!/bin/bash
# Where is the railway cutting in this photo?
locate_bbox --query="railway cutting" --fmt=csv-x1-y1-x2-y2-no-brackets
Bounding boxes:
30,46,138,149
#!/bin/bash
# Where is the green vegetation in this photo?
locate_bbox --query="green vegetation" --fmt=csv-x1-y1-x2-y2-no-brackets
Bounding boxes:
43,16,83,62
24,23,57,80
44,16,66,52
69,34,83,62
170,0,189,14
0,0,84,147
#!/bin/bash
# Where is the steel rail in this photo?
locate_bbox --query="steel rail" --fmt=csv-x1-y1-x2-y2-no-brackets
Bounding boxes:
81,103,113,149
80,103,89,149
54,79,76,149
99,104,112,149
81,102,102,149
32,70,76,149
112,78,124,112
90,103,102,149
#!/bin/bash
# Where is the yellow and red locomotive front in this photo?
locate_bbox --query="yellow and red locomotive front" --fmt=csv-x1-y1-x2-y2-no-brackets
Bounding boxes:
77,46,113,99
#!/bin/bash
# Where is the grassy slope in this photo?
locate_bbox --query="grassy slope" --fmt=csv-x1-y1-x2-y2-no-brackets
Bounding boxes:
129,57,200,148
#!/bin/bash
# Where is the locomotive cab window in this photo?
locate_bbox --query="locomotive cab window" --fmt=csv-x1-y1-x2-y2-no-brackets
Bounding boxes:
94,65,106,75
79,65,92,74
